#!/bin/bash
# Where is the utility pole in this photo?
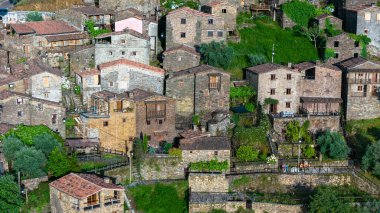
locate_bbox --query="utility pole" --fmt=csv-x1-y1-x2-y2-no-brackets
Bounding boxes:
297,129,302,172
271,44,275,63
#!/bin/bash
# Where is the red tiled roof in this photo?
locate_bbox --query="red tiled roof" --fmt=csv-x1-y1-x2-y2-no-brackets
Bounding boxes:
98,59,165,74
11,20,80,35
163,45,200,56
96,28,149,40
168,7,216,17
49,173,123,199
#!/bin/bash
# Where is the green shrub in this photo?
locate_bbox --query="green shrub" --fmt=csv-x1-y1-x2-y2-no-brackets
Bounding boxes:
14,147,47,178
244,103,255,112
26,12,43,22
247,54,267,66
236,145,259,162
85,20,111,37
74,85,81,95
3,125,64,146
317,131,350,160
200,41,234,70
168,148,182,158
303,145,316,158
190,159,229,172
48,148,80,177
324,48,335,62
0,175,24,212
285,120,312,144
362,140,380,177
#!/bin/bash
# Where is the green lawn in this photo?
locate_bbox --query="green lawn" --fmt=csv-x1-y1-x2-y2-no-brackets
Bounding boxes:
127,181,188,213
21,182,50,213
227,13,318,80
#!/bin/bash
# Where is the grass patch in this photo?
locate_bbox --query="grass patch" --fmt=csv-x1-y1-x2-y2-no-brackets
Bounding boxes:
232,175,252,188
228,13,318,80
127,181,188,213
21,182,50,213
79,161,107,171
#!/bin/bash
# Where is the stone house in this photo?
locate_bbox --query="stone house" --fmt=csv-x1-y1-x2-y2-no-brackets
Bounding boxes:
69,46,95,76
293,62,343,115
342,4,380,54
98,0,160,14
180,135,231,165
0,59,62,103
325,32,361,64
1,11,55,26
95,29,150,65
330,0,375,18
275,8,296,29
201,1,237,34
55,6,115,31
78,88,176,154
246,63,301,114
166,7,226,49
8,20,89,68
49,173,124,213
114,8,159,55
0,90,66,137
75,58,165,106
166,65,230,129
162,45,200,72
313,14,343,31
336,57,380,120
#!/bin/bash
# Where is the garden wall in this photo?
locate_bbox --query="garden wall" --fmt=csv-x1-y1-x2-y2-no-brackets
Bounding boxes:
251,202,304,213
139,155,186,180
234,161,278,172
22,176,48,190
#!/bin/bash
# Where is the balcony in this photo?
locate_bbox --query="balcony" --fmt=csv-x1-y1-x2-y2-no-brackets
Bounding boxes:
83,203,100,211
81,112,110,118
104,197,121,206
147,110,165,119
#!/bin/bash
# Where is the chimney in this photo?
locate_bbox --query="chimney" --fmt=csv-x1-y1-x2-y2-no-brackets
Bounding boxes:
104,177,111,183
288,62,292,68
129,91,134,99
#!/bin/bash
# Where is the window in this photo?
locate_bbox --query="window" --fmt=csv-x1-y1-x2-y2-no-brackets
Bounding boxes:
181,18,186,24
377,13,380,21
147,135,151,141
178,80,184,88
146,102,166,119
158,119,163,124
214,151,218,155
129,137,133,141
286,102,291,108
16,98,23,105
334,41,339,47
355,41,359,47
222,9,227,13
287,74,292,80
286,88,291,95
8,84,14,89
122,118,127,123
334,52,339,58
44,92,49,99
208,19,214,24
121,39,126,44
87,194,98,205
180,32,186,38
358,85,363,91
52,114,57,125
354,53,359,58
305,68,316,80
209,75,219,89
271,74,276,80
131,51,137,56
207,31,213,37
217,31,223,37
358,73,364,77
103,121,108,127
270,88,275,95
17,111,22,117
109,82,114,87
121,51,125,55
109,51,113,55
147,120,151,125
365,12,371,21
37,103,43,111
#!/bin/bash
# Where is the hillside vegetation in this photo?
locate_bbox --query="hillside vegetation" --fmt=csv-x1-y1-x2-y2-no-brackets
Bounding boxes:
14,0,84,11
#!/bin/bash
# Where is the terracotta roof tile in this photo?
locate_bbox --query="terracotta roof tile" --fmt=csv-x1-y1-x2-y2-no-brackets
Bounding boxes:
96,28,149,40
11,20,80,35
163,45,200,56
10,24,35,34
45,33,89,42
50,173,123,199
98,59,165,74
168,7,216,17
73,6,114,15
246,63,292,74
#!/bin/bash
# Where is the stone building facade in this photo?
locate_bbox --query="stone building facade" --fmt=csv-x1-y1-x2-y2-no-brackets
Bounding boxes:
246,63,301,114
166,7,226,49
166,65,230,129
342,4,380,54
75,69,102,107
95,29,150,65
201,1,237,33
69,46,95,76
163,45,200,72
314,14,343,30
50,173,124,213
180,136,231,165
0,90,65,137
337,57,380,120
325,32,360,64
98,0,160,14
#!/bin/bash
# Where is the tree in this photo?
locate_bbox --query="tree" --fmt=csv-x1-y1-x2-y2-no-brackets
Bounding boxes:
0,175,24,213
302,26,323,48
199,41,234,70
230,86,256,105
85,20,111,38
3,125,64,146
236,145,259,162
285,120,312,143
142,134,149,153
2,136,25,166
13,147,47,178
26,12,43,22
33,133,61,157
317,131,350,160
282,0,317,27
309,186,352,213
247,54,267,66
362,140,380,176
47,147,80,177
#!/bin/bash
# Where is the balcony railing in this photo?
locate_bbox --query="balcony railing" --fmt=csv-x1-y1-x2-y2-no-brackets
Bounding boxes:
83,203,100,211
147,110,165,119
299,107,339,116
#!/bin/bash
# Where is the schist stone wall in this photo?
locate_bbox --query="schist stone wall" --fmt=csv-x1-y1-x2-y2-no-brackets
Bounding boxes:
139,156,186,180
272,115,341,134
98,0,160,14
326,33,360,63
70,47,95,76
163,50,200,72
189,173,229,193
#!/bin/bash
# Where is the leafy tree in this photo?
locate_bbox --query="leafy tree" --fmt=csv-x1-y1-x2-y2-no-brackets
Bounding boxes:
317,131,350,160
26,12,43,22
47,148,80,178
13,147,47,178
309,186,352,213
142,134,149,153
236,145,259,162
33,133,61,157
324,48,335,62
3,125,64,146
362,140,380,176
247,54,267,66
0,175,24,213
200,41,234,70
324,18,342,37
230,86,256,104
350,34,371,58
85,20,111,38
303,145,316,158
285,120,312,143
263,98,279,106
302,26,323,48
2,136,25,166
282,0,317,27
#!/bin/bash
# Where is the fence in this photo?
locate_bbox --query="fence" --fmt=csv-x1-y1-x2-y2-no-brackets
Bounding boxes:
85,161,129,173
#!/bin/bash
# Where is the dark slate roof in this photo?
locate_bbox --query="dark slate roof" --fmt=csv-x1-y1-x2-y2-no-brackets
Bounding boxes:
115,8,143,21
95,28,149,40
66,138,99,149
246,63,293,74
300,97,343,103
163,45,200,56
73,6,114,15
0,90,63,107
170,65,227,78
293,62,341,72
45,33,88,42
336,57,368,70
345,4,379,12
92,89,164,102
180,136,230,150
